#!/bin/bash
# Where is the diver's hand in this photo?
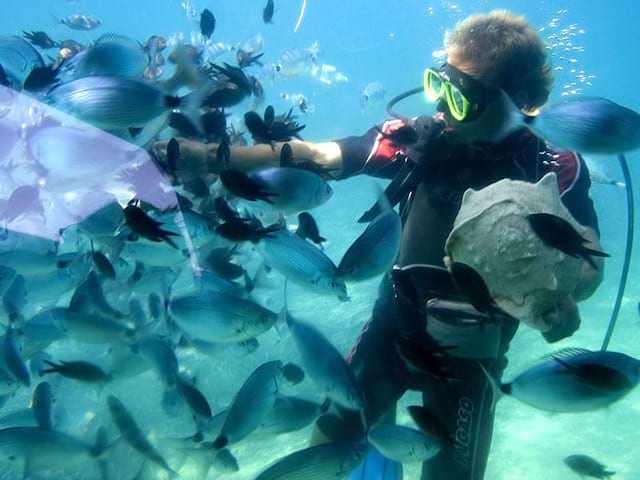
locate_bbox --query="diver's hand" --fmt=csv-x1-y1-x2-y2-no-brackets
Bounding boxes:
541,295,581,343
152,137,221,182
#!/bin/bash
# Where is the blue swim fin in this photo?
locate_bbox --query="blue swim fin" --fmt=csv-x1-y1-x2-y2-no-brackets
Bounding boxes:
349,448,403,480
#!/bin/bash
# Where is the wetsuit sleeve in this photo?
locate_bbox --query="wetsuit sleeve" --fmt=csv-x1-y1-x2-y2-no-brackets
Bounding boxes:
334,119,409,180
549,151,600,235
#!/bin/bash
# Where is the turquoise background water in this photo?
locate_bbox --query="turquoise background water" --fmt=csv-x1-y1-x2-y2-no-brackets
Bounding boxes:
1,0,639,478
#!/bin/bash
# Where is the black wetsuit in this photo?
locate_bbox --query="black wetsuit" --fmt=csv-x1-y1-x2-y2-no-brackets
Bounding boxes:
318,119,599,480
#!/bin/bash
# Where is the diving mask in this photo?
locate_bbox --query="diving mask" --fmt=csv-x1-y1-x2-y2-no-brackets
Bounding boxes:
424,63,498,122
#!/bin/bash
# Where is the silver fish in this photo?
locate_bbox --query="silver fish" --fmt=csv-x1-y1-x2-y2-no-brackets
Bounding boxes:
367,424,442,463
212,448,239,473
212,360,283,448
0,365,19,395
338,192,401,282
485,348,640,412
62,33,148,80
2,327,30,386
256,229,347,299
0,408,37,428
188,337,260,358
46,76,206,130
285,302,364,410
254,441,368,480
135,335,182,415
59,308,136,344
361,81,386,107
70,271,123,319
521,97,640,154
143,35,167,80
0,427,103,473
32,381,54,430
136,335,179,389
259,395,323,435
57,14,102,31
170,292,276,343
272,41,320,77
250,167,333,213
107,395,177,476
176,374,212,420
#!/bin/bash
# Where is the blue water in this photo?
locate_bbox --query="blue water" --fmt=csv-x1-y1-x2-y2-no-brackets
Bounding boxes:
0,0,639,479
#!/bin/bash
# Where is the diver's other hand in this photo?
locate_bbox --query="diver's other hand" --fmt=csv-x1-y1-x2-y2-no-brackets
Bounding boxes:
153,137,220,181
541,295,581,343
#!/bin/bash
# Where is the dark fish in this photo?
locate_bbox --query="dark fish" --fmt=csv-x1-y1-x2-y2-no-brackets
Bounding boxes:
0,63,8,86
217,132,231,166
280,143,294,167
407,405,451,443
219,169,277,203
91,251,116,280
23,62,62,91
213,197,241,222
394,336,459,383
204,82,247,108
263,0,275,24
201,109,227,139
22,31,58,49
166,137,181,176
244,108,305,145
244,111,271,143
183,178,210,198
200,9,216,40
448,261,501,315
564,454,615,479
527,213,609,270
124,201,180,249
296,212,325,246
264,105,275,126
282,362,305,385
376,124,419,147
168,112,201,138
204,247,244,280
216,218,280,243
209,63,253,94
42,360,111,384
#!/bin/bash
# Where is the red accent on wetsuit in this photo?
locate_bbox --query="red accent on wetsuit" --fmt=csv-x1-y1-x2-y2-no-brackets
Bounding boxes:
544,150,581,196
360,119,408,175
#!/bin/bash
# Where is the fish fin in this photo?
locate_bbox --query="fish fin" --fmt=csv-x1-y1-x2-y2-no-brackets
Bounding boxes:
476,361,503,414
348,448,403,480
533,347,593,367
161,386,183,417
275,279,292,338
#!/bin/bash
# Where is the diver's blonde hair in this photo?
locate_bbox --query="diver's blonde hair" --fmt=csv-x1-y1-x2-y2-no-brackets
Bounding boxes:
445,10,553,112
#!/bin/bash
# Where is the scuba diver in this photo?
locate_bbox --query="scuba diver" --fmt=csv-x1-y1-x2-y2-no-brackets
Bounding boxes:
155,10,604,480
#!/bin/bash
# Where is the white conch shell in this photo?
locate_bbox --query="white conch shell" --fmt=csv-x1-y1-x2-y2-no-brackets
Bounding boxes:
444,172,584,331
